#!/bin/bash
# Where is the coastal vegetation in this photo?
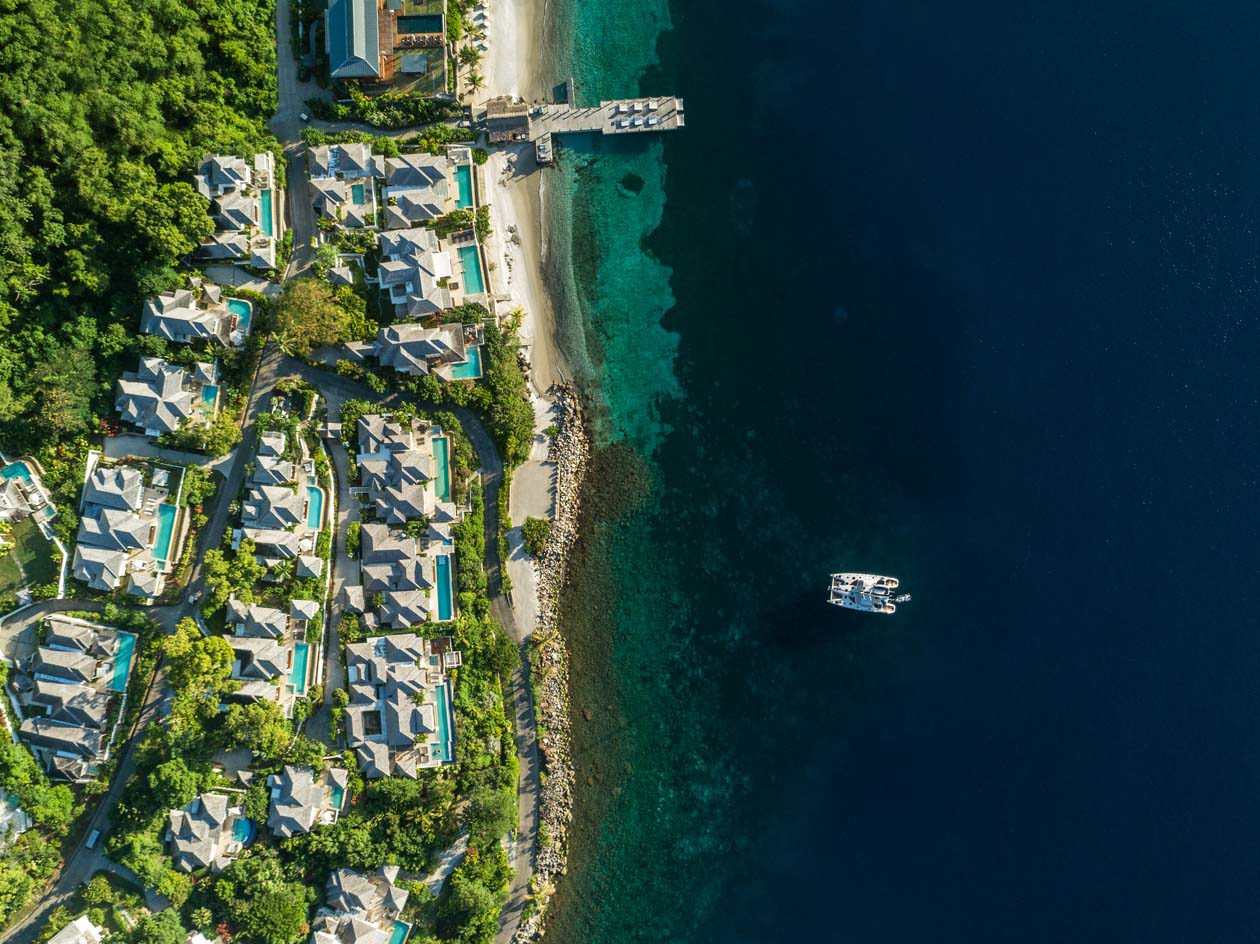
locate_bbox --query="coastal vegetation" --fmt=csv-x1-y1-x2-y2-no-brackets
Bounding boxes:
306,90,460,130
0,0,278,454
272,279,374,358
522,517,551,557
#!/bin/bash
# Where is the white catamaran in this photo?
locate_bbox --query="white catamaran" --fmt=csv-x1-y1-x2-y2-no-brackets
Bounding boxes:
828,573,911,614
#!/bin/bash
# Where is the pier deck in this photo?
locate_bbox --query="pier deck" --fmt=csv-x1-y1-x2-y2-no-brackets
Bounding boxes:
529,97,685,139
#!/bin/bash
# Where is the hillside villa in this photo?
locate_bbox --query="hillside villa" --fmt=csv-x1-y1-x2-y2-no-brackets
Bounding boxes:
71,454,185,598
10,616,137,781
115,356,220,438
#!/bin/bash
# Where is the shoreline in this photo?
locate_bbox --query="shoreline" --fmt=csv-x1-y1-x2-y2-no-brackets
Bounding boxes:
481,0,569,397
480,0,581,937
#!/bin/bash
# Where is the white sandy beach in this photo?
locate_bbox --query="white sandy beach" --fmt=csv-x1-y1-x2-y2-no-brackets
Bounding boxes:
470,0,568,395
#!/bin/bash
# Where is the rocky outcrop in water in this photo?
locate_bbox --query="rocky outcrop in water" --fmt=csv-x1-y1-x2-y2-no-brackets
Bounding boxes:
514,383,587,943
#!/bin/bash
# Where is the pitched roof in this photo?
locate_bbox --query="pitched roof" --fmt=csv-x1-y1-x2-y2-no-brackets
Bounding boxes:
326,0,382,80
116,358,198,435
373,323,465,376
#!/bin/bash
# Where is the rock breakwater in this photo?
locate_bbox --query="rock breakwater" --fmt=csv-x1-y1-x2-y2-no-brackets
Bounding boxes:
515,383,588,943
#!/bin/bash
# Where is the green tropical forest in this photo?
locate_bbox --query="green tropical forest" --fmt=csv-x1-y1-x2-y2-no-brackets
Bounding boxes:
0,0,278,449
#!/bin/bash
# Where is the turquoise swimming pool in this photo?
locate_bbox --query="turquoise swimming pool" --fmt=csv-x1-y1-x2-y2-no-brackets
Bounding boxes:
432,682,453,763
432,436,451,501
152,504,177,563
351,183,366,205
227,298,252,334
0,461,31,482
260,190,274,237
388,921,411,944
458,245,485,295
449,346,482,380
232,817,256,846
201,384,219,408
455,163,473,209
110,631,137,692
435,554,452,621
306,486,324,530
290,642,310,695
330,785,345,809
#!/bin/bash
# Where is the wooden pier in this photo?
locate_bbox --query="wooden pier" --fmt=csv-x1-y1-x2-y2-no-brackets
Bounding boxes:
528,96,685,140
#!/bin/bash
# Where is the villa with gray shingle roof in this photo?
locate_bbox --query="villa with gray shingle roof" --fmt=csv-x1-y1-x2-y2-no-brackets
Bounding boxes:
312,867,410,944
382,155,452,229
343,633,460,778
194,152,278,269
266,764,348,838
116,356,218,438
73,455,180,597
376,227,452,317
140,283,237,346
167,792,246,872
242,485,304,531
13,616,133,781
346,322,467,377
308,143,383,232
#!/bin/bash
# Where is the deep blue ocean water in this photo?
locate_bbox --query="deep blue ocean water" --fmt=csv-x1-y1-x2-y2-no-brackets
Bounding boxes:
540,1,1260,941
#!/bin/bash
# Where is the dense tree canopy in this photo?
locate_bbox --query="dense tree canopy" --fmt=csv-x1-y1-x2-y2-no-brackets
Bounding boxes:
271,279,372,358
0,0,278,449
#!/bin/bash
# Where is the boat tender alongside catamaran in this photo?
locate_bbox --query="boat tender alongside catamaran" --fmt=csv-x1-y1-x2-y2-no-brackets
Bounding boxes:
828,573,911,613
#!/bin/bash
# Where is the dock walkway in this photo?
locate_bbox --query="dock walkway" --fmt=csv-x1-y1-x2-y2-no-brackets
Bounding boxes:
529,96,685,139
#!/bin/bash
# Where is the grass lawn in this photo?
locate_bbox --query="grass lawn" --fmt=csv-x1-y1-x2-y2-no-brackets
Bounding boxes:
9,517,57,586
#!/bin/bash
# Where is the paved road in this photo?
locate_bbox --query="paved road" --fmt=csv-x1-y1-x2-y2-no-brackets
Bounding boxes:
271,0,317,278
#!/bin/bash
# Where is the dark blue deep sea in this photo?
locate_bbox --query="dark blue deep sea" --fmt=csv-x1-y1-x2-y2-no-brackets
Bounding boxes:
540,1,1260,941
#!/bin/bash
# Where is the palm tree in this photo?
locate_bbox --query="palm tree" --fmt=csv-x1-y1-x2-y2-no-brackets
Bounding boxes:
468,71,485,92
459,45,482,68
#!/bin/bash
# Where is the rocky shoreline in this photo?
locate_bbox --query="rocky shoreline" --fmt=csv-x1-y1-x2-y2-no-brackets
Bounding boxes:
514,383,589,943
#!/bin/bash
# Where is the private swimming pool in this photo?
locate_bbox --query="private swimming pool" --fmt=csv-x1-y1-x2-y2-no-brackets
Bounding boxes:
201,385,219,409
432,682,453,763
455,163,473,209
388,921,411,944
432,436,451,501
290,642,310,696
449,346,482,380
306,486,324,530
0,461,31,482
232,817,256,846
260,189,274,237
110,631,137,692
351,183,367,205
152,504,177,564
227,298,252,334
457,245,485,295
331,785,346,809
397,13,442,32
435,554,452,621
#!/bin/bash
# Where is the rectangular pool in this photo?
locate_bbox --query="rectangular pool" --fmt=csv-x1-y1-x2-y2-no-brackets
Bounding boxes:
306,486,324,530
109,631,137,692
455,163,473,209
201,384,219,408
227,298,252,334
435,553,453,621
290,642,310,696
432,681,453,763
351,183,367,205
397,13,442,32
330,785,346,809
152,504,177,563
457,245,485,295
449,346,482,380
432,436,451,501
260,189,274,237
